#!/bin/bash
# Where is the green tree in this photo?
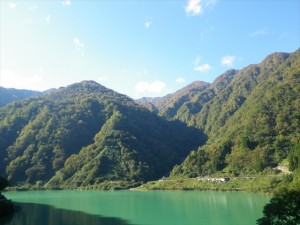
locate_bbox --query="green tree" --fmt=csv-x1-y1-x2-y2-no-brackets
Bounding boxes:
289,140,300,171
0,176,9,191
0,176,15,217
257,189,300,225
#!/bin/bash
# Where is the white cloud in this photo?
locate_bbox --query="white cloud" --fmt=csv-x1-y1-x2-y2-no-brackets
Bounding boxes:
73,38,85,56
205,0,217,8
193,56,201,66
221,55,235,67
62,0,71,6
250,27,268,37
8,2,17,9
135,80,166,94
185,0,217,16
193,57,212,72
145,21,152,29
0,69,47,91
175,77,186,84
185,0,202,16
194,64,211,72
73,38,84,48
45,15,51,23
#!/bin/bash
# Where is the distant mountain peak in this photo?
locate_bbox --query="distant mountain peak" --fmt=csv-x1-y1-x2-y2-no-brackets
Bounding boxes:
0,87,42,107
67,80,110,92
183,81,211,91
79,80,104,86
261,52,290,67
45,80,120,100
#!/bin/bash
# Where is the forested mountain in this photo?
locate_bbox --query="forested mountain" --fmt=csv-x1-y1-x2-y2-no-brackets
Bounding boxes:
0,81,204,188
137,81,210,116
0,87,42,107
0,49,299,189
166,49,300,177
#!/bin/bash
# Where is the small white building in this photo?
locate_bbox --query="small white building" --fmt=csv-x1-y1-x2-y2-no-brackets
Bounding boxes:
198,177,230,182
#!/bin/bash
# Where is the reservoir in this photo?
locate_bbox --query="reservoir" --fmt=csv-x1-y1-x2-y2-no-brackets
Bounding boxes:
2,190,269,225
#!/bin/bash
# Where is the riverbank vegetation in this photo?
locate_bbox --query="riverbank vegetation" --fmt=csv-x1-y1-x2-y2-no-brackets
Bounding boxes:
256,188,300,225
137,173,299,194
0,176,15,217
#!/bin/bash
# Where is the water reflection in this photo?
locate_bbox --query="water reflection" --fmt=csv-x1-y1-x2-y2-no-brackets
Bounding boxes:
0,203,132,225
3,191,269,225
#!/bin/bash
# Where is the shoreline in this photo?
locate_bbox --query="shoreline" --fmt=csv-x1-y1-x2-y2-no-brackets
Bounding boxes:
4,173,296,195
0,194,16,218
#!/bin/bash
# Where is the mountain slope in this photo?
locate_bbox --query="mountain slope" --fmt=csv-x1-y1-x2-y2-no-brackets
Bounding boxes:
137,81,210,116
1,49,299,189
0,87,42,107
169,49,300,176
0,81,205,188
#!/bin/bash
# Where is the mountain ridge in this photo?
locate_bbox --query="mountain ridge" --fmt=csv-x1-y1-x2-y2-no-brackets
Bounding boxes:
0,87,42,107
0,80,205,188
169,49,300,177
0,49,299,189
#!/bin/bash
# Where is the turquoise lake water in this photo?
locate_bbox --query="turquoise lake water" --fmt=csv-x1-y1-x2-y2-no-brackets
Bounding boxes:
1,190,269,225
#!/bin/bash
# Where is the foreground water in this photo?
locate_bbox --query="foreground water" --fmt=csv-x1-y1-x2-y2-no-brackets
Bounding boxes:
2,190,269,225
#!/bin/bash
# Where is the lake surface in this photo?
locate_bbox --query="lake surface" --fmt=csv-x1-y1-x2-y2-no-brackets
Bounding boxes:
2,190,269,225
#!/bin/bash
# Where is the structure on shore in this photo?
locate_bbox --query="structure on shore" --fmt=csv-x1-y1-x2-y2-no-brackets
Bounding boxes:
198,177,230,182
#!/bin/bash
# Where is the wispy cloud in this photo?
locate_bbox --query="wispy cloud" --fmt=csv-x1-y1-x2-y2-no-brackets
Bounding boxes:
185,0,217,16
45,15,51,23
0,69,47,91
193,57,201,66
221,55,235,67
29,5,38,10
8,2,17,9
62,0,71,6
135,80,166,94
195,64,211,72
144,21,152,29
175,77,186,84
279,32,292,40
73,38,85,56
200,32,205,41
250,27,268,37
205,0,217,8
185,0,202,16
73,38,85,48
193,57,212,72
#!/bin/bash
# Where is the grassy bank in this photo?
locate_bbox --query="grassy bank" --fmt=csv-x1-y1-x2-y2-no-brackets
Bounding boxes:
4,174,299,194
136,174,297,194
5,180,142,191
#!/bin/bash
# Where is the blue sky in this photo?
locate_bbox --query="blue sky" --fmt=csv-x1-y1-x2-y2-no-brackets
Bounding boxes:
0,0,299,98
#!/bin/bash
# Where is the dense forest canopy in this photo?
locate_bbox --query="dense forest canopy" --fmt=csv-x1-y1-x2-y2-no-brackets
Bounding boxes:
0,87,41,107
0,81,204,188
0,49,299,189
142,49,300,178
